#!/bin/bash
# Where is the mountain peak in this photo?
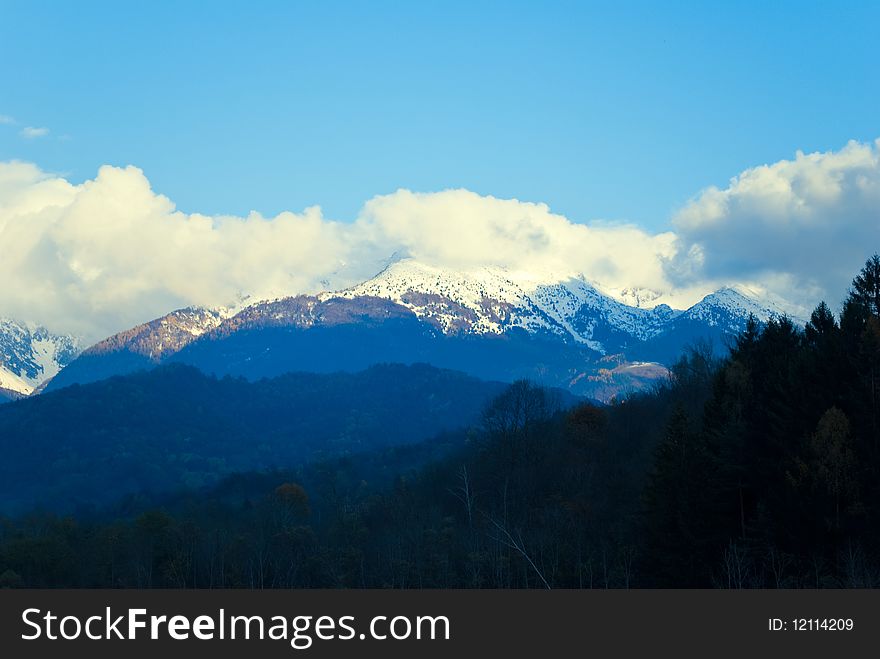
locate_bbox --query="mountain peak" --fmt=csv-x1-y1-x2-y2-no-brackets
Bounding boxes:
323,258,603,345
694,286,789,319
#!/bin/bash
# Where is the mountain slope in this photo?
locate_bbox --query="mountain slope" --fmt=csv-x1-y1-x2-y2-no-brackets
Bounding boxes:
0,362,544,514
46,307,228,391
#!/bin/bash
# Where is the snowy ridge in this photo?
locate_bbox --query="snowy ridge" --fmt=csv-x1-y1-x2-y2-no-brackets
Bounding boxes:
85,306,233,361
682,286,792,331
0,319,80,394
322,260,589,342
150,307,231,356
318,259,786,354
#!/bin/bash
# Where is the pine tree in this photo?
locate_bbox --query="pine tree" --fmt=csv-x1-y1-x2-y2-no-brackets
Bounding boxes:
851,254,880,316
805,302,838,345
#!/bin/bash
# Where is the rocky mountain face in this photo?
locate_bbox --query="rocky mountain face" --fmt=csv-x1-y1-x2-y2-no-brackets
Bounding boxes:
42,259,792,400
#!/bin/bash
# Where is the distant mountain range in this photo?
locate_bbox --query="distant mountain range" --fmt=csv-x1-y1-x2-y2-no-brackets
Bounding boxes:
23,259,792,400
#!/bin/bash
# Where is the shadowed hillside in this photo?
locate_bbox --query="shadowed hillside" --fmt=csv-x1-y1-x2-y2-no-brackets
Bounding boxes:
0,362,564,514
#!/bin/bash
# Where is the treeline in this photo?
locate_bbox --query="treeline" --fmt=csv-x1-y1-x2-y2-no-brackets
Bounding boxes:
1,256,879,588
641,255,880,587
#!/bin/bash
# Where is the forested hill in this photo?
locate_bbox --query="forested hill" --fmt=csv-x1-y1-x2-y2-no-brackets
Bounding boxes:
0,362,553,514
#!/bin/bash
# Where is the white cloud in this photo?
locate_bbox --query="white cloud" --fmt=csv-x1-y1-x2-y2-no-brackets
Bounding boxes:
20,126,49,139
0,138,877,343
0,164,683,342
671,139,880,314
357,188,681,292
0,115,15,125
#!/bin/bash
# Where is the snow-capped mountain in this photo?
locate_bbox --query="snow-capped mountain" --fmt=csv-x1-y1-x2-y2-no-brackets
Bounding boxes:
43,258,798,399
680,286,789,331
320,259,789,354
0,319,80,396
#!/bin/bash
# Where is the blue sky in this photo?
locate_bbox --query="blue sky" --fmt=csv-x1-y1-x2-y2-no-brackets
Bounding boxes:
2,0,878,229
1,1,879,340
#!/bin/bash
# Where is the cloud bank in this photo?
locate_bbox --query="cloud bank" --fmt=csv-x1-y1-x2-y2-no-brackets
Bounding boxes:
0,139,878,343
671,139,880,313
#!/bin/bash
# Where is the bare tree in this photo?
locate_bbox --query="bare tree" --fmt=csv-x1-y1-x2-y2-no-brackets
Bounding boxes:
722,541,749,589
448,465,475,529
488,517,550,589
